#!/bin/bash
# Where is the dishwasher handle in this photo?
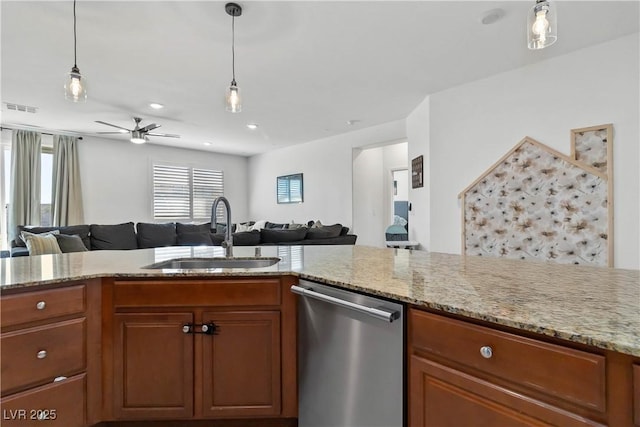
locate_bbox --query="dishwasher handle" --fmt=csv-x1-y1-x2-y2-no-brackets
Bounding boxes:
291,285,400,323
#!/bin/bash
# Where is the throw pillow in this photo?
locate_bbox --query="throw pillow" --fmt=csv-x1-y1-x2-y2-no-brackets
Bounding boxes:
250,220,267,231
137,222,177,249
15,225,90,249
55,234,89,253
306,223,343,240
260,228,307,244
232,230,261,246
176,222,212,234
21,232,62,256
310,220,323,228
265,221,288,229
176,232,213,246
215,223,237,234
20,229,60,244
90,222,138,250
235,223,252,232
288,222,308,230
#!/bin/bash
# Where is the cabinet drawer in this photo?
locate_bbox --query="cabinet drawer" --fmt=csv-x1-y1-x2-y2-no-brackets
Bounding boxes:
410,309,606,412
1,285,86,327
1,318,86,394
114,278,282,307
410,355,603,427
0,373,85,427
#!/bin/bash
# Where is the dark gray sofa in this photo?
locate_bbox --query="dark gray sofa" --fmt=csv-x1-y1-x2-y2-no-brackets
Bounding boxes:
10,221,357,257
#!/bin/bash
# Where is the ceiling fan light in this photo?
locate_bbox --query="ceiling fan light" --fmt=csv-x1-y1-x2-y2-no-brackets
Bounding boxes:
226,82,242,113
64,66,87,103
527,0,557,50
130,130,146,144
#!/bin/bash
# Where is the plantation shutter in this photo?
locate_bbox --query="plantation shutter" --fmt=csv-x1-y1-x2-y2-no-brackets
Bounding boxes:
153,164,190,219
153,164,224,220
193,168,224,220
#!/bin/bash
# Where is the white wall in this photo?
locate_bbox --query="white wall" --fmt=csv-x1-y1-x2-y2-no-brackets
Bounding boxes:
79,136,249,224
407,34,640,269
353,147,384,246
247,120,406,231
406,97,430,250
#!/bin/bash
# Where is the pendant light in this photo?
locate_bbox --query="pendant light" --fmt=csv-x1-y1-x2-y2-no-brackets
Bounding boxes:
64,0,87,102
527,0,557,50
225,3,242,113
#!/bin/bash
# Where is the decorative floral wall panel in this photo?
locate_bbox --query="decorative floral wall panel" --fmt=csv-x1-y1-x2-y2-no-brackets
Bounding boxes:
460,135,612,267
571,124,612,176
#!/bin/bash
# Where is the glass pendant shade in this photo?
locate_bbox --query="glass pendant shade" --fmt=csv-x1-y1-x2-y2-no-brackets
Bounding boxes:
226,82,242,113
527,0,557,50
64,66,87,102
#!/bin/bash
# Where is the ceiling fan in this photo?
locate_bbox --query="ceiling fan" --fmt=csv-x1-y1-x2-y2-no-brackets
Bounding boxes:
95,117,180,144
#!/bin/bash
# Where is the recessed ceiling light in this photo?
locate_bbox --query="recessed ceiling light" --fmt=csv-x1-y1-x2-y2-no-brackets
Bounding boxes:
118,129,128,133
204,142,212,146
346,119,361,126
480,9,504,25
149,103,164,110
247,123,259,130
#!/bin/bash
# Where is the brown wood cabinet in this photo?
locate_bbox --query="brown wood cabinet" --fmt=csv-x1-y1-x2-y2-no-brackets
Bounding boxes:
0,280,102,427
634,364,640,426
102,276,297,422
408,307,639,427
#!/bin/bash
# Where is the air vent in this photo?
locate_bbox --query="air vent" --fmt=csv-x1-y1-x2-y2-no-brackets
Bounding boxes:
4,102,38,113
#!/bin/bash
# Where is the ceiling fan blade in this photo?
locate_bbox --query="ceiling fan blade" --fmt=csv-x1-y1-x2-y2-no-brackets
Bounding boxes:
140,123,160,133
95,120,131,131
96,131,128,135
147,133,180,138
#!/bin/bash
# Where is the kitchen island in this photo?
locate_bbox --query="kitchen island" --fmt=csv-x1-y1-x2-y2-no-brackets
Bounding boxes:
1,245,639,426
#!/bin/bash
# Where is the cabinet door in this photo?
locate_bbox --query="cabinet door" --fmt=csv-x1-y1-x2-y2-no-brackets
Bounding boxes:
409,355,602,427
113,312,194,419
201,311,281,418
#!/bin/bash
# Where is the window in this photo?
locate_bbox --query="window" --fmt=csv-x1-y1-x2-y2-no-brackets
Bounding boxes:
40,147,53,227
277,173,303,204
153,164,224,221
0,135,53,249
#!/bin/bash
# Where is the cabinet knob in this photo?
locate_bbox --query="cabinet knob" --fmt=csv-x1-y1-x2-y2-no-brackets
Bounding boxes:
37,350,47,359
480,346,493,359
53,376,67,383
182,324,192,334
36,301,46,310
201,324,210,333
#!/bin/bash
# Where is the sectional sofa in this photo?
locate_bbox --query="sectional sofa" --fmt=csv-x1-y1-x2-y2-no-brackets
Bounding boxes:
10,221,357,257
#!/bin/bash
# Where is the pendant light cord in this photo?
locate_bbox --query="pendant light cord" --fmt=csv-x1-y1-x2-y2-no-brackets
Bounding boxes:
231,13,236,83
73,0,78,67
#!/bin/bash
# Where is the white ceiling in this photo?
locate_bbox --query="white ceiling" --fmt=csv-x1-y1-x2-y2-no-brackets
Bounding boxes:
1,1,638,156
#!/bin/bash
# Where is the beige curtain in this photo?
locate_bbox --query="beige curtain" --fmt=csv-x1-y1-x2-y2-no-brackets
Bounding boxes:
8,130,41,241
52,135,84,226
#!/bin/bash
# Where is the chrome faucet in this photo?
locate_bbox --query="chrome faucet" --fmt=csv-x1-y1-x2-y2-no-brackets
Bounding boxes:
211,196,233,257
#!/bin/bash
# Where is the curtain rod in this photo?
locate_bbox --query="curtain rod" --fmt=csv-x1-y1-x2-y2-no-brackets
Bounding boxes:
0,126,83,140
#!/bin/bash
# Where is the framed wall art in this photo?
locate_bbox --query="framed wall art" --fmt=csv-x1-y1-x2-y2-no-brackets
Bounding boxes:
411,155,423,189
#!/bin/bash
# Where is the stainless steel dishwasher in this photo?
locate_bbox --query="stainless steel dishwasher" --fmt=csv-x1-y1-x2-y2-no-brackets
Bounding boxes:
292,279,404,427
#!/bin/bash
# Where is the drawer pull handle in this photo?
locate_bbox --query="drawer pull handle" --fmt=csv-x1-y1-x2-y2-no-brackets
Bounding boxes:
53,376,67,383
36,301,46,310
480,346,493,359
37,350,47,359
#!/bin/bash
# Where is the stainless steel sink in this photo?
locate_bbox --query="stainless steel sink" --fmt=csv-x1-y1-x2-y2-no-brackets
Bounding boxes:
143,257,281,270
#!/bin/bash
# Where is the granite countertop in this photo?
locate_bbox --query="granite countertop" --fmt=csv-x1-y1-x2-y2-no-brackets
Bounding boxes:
1,245,638,357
